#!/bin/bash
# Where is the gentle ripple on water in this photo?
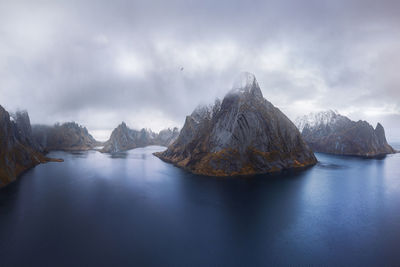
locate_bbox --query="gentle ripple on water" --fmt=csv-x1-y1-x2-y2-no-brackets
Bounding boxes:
1,145,400,266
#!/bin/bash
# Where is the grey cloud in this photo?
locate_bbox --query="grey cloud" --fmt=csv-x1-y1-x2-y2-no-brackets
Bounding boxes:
0,0,399,141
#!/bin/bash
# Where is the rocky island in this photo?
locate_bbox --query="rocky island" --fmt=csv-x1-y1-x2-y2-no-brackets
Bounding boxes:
32,122,101,151
101,123,179,153
0,106,61,187
154,72,317,176
295,110,395,157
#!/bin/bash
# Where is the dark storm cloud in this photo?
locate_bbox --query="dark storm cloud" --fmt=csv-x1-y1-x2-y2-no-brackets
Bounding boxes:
1,0,399,140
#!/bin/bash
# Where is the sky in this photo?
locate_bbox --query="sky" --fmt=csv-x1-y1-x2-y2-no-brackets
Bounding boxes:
0,0,399,141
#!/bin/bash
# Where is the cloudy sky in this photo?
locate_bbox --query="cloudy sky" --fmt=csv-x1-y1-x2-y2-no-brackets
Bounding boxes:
1,0,399,141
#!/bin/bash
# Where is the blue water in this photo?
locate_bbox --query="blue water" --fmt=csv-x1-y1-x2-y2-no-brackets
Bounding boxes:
1,145,400,266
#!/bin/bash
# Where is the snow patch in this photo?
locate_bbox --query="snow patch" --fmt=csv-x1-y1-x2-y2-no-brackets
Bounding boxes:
295,110,339,131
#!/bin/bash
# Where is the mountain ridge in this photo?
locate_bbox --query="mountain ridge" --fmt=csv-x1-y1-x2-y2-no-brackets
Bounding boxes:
101,123,179,153
32,122,101,152
295,110,395,157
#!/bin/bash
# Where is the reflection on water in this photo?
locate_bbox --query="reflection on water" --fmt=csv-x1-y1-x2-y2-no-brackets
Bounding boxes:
109,151,129,159
317,162,347,169
1,146,400,266
67,150,90,157
108,146,163,160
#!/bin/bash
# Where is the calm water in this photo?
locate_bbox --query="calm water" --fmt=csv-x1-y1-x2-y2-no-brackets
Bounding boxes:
1,145,400,266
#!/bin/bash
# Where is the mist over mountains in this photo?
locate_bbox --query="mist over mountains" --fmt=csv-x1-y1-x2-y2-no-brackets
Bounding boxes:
1,0,399,141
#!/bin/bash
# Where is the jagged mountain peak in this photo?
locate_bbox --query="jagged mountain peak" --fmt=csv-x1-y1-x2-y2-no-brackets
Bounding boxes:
229,72,263,99
155,73,316,176
376,122,384,131
10,109,29,120
115,121,128,129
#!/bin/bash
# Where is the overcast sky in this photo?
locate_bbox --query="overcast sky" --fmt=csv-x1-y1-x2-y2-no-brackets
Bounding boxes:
1,0,399,141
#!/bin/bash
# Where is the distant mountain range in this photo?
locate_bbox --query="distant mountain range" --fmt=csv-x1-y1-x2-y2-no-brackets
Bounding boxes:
295,110,395,157
101,122,179,153
0,73,397,185
32,122,101,151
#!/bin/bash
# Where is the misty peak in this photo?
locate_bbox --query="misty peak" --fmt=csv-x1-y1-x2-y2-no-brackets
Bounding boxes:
229,72,263,99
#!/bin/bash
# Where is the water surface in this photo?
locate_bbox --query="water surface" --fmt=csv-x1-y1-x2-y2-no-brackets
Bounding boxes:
1,145,400,266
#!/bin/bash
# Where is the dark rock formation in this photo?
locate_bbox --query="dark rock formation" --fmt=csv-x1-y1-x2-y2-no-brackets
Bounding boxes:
32,122,100,151
154,72,317,176
0,106,57,187
295,110,395,157
11,110,42,152
101,123,179,153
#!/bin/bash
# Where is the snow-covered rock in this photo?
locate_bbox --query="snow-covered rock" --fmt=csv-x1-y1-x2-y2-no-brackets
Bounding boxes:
295,110,342,132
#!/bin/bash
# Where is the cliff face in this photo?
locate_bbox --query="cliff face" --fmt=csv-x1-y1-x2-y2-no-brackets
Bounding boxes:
0,106,49,187
154,72,317,176
32,122,100,151
295,110,395,157
156,127,180,147
101,123,179,153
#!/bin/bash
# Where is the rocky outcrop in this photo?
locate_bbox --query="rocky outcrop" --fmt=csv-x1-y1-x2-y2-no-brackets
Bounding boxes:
295,110,395,157
154,72,317,176
11,110,41,151
32,122,100,151
0,106,56,187
101,123,179,153
100,123,151,153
